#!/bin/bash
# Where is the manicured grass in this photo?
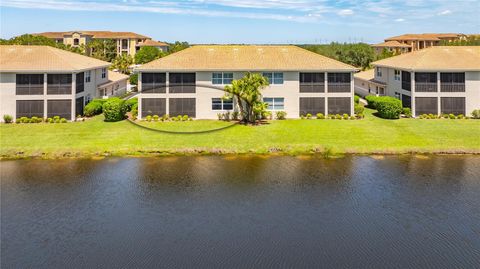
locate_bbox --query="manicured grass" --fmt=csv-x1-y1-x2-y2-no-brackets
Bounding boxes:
1,109,479,158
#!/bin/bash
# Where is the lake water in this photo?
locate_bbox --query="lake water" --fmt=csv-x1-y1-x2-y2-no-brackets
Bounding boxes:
1,156,480,268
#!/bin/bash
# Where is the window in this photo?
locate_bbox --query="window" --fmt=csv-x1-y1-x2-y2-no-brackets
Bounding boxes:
76,72,84,94
402,95,411,108
299,73,324,92
101,68,107,79
121,39,128,50
401,71,411,91
16,74,44,95
262,72,284,84
212,72,233,85
441,97,465,115
415,97,438,115
169,73,196,93
263,97,284,110
76,97,84,116
212,98,233,110
394,70,401,81
328,97,351,115
395,92,401,99
328,73,351,92
169,98,196,117
47,100,72,119
141,98,166,117
47,74,72,95
85,71,91,83
142,73,166,93
299,97,324,116
16,100,44,118
376,67,382,77
73,38,79,46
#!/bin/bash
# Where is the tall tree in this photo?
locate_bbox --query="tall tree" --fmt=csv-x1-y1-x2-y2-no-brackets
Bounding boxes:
224,73,269,124
111,54,134,74
87,39,117,62
134,46,164,64
168,41,190,54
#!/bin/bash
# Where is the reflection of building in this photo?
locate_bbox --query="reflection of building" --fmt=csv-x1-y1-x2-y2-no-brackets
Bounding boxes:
33,31,169,56
135,45,358,119
372,33,466,54
354,69,386,97
370,46,480,117
0,45,129,121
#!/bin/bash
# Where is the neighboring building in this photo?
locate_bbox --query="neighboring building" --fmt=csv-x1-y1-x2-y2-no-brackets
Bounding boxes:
135,45,357,119
136,40,169,53
372,33,466,54
370,46,480,117
354,69,386,97
0,45,111,121
33,31,168,56
98,71,129,97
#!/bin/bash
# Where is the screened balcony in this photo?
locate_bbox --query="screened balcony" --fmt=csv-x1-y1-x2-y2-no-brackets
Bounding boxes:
47,74,72,95
440,73,465,92
327,73,351,93
16,74,44,95
169,73,196,93
415,72,437,92
299,73,325,93
142,73,166,93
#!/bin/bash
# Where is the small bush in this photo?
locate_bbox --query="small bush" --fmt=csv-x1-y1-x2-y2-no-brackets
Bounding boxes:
354,95,360,104
129,73,138,85
350,116,356,120
145,115,152,122
3,115,13,123
402,107,412,118
103,98,126,122
276,111,287,120
232,111,240,120
300,115,305,119
182,115,189,121
306,113,312,119
316,113,324,119
162,114,169,121
343,114,349,120
354,104,364,115
471,109,480,119
152,115,159,121
131,103,138,117
375,96,402,119
329,115,335,119
457,114,464,119
53,116,60,121
20,117,28,123
177,115,182,121
84,99,105,117
60,118,67,123
15,118,21,123
357,113,364,119
217,113,223,120
224,112,231,121
124,98,138,112
449,114,456,119
335,114,342,120
47,118,53,123
365,95,379,109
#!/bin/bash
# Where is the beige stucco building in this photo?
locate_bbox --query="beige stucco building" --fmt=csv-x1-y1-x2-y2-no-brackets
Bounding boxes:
372,33,466,54
135,45,358,119
369,46,480,117
354,69,386,97
34,31,169,56
0,45,116,121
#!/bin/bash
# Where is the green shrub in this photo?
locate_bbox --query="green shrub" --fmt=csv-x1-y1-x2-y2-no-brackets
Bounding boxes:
60,118,67,123
20,117,28,123
103,98,126,122
276,111,287,120
354,104,364,115
152,115,159,121
343,114,349,120
300,115,305,119
31,116,39,123
47,118,53,123
356,113,364,119
15,118,21,124
124,98,138,112
472,109,480,119
3,115,13,123
354,95,360,104
365,95,379,109
54,118,60,123
335,114,342,120
329,115,335,119
449,114,455,119
224,112,231,121
457,114,464,119
217,113,223,120
145,115,152,122
131,103,138,117
177,115,182,121
162,114,169,121
129,73,138,85
316,113,324,119
306,113,312,119
182,115,189,121
53,116,60,121
402,107,412,118
84,99,105,117
232,111,240,120
350,116,356,120
375,96,402,119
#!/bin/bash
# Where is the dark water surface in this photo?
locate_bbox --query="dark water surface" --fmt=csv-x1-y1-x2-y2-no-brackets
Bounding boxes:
1,156,480,268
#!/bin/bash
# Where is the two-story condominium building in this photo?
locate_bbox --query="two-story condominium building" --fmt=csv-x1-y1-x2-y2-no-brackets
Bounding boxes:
370,46,480,117
0,45,111,121
372,33,466,54
135,45,357,119
33,31,168,56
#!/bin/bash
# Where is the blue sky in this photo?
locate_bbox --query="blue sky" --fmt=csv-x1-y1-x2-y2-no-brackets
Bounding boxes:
1,0,478,44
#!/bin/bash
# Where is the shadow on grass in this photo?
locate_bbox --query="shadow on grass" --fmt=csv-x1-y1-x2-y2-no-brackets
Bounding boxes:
126,118,241,135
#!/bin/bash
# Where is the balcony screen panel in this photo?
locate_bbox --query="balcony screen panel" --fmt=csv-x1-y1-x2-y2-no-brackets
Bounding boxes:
16,74,44,95
76,97,84,116
142,73,166,93
76,72,84,93
47,74,72,95
415,97,438,115
401,71,411,91
401,94,411,108
169,73,196,93
299,97,325,116
16,100,44,118
441,97,465,115
299,73,324,92
141,98,166,117
328,73,351,93
328,97,351,115
169,98,196,117
440,73,465,92
47,100,72,119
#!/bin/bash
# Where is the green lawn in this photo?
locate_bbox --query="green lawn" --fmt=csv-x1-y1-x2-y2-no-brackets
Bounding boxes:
1,109,479,158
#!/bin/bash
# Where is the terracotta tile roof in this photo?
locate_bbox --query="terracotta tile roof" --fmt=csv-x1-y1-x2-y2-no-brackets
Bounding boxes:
372,40,411,48
137,40,169,47
385,33,463,41
371,46,480,71
354,69,386,85
98,71,129,88
137,45,357,72
34,31,150,39
0,45,110,72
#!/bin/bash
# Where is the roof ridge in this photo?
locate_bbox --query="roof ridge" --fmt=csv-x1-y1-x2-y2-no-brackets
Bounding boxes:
46,46,78,70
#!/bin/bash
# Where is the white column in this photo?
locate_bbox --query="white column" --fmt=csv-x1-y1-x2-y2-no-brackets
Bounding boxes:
411,72,416,117
43,73,47,119
138,72,142,119
166,72,170,116
324,72,328,115
350,72,354,116
71,73,76,121
437,72,441,115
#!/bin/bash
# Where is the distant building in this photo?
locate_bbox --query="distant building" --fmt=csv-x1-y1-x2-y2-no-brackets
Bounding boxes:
33,31,169,56
369,46,480,117
136,40,169,53
372,33,466,54
0,45,128,121
354,69,386,97
98,71,129,98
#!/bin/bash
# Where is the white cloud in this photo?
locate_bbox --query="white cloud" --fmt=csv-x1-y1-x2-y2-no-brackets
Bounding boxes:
395,18,405,22
438,10,452,15
338,9,354,16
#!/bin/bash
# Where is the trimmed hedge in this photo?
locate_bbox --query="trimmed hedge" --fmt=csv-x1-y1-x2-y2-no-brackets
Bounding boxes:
354,95,360,104
84,99,106,117
375,96,402,119
125,98,138,112
103,98,127,122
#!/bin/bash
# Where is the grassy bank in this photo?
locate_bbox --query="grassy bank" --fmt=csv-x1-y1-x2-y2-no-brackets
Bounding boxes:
1,109,479,159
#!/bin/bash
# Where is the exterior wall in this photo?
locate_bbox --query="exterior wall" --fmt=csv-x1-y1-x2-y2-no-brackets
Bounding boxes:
0,68,107,122
138,71,354,119
99,79,128,97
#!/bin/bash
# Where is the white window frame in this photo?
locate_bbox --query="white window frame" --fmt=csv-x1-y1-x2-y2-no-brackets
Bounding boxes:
101,68,107,79
211,98,233,110
394,70,401,81
212,72,233,85
376,67,382,77
85,71,91,83
262,72,284,85
263,97,285,110
394,92,401,99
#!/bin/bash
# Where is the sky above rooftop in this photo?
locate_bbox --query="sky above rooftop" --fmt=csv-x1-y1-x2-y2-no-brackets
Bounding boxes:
1,0,478,44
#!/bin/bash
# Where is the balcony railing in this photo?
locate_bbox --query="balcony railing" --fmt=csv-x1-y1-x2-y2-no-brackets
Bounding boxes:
16,85,44,95
328,83,351,93
441,83,465,92
142,83,167,93
169,83,196,93
300,83,325,93
415,82,437,92
47,84,72,95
